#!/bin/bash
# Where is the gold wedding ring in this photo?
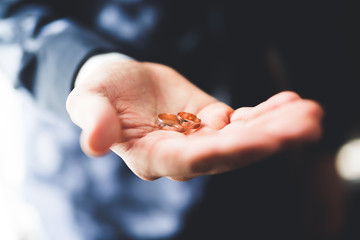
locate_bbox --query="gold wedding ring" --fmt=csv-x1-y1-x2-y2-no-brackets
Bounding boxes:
156,112,201,132
177,112,201,129
156,113,185,132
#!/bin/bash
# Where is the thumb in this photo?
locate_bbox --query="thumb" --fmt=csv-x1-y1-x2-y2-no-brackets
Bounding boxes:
66,88,121,156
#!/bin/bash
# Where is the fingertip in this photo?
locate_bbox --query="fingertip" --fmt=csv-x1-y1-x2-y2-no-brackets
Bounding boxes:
80,131,110,156
80,114,121,156
306,99,325,120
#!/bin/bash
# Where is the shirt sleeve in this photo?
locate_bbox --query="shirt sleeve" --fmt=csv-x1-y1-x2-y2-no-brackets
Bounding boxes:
0,1,122,118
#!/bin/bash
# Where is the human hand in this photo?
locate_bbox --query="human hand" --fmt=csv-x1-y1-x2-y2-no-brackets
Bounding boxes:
66,59,323,181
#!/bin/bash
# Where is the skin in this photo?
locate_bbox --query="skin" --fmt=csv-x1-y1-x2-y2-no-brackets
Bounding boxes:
66,60,323,181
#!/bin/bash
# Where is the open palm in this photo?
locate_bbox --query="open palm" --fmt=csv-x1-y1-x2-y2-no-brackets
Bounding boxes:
67,60,323,181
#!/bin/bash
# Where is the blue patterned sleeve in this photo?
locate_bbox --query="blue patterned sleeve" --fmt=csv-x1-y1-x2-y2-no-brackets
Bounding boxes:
0,1,119,118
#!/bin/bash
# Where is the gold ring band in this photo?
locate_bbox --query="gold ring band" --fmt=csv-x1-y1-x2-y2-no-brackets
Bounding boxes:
156,113,185,132
177,112,201,129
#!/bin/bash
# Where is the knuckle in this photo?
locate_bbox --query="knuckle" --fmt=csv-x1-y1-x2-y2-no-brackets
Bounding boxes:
277,91,300,102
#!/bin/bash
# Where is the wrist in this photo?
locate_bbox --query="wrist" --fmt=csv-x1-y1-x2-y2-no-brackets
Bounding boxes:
75,52,133,87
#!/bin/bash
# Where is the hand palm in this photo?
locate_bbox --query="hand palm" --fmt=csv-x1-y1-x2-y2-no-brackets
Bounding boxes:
67,61,323,181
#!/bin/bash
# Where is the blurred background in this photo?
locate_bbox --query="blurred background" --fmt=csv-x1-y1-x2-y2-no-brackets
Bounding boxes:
0,71,46,239
1,0,360,239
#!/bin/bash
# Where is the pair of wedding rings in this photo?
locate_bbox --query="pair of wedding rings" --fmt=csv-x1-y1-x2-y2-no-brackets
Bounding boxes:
156,112,201,132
